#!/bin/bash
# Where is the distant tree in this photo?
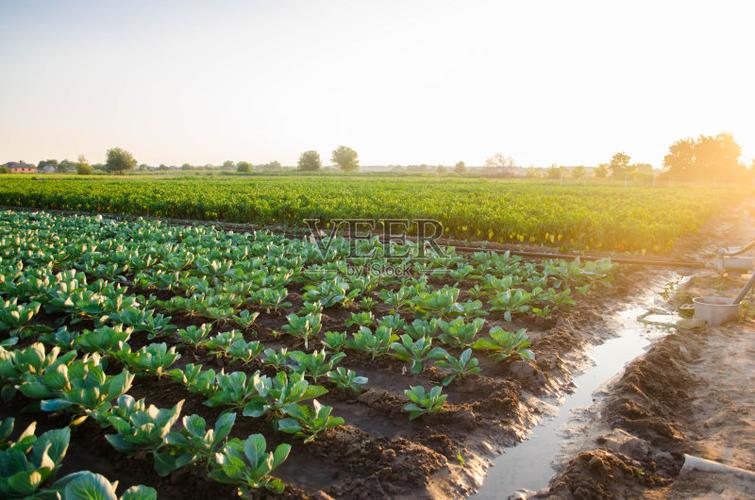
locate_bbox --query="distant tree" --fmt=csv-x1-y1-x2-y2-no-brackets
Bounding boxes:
572,166,586,179
298,151,321,171
57,159,76,173
75,155,90,175
595,164,609,178
485,153,515,169
331,146,359,171
76,163,93,175
547,165,561,179
0,166,8,174
236,161,253,173
525,167,541,178
158,164,169,171
454,161,466,174
223,160,236,169
609,152,632,178
663,133,746,181
437,165,447,174
105,147,137,174
181,163,193,171
38,159,59,171
256,161,282,172
631,163,653,175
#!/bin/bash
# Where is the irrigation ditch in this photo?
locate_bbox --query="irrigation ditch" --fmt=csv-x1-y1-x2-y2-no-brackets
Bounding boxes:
472,272,685,498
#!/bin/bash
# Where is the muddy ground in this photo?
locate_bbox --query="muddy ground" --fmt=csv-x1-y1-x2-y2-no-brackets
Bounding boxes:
537,201,755,499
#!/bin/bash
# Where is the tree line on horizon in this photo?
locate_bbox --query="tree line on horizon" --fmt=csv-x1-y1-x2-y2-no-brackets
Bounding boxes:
2,134,753,182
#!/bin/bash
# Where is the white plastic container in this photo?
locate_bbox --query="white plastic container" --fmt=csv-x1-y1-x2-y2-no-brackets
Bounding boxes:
721,257,755,273
692,296,740,326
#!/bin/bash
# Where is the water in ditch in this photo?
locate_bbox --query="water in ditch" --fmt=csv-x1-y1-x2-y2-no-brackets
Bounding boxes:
473,274,683,498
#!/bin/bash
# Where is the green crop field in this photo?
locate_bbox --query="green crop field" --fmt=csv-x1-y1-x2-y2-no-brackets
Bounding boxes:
0,209,614,497
0,174,744,254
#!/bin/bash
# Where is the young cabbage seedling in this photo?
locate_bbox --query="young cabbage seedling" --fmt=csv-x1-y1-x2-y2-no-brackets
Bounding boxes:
169,363,218,397
243,371,327,418
435,317,485,348
0,423,70,498
489,289,534,321
101,395,184,455
326,367,368,392
282,312,322,350
347,326,398,359
226,339,264,365
472,327,534,361
176,323,212,346
202,329,244,352
389,335,448,375
205,371,259,411
253,287,291,313
153,412,236,477
276,399,345,443
358,296,376,311
75,324,133,353
403,319,437,340
48,470,157,500
434,348,481,386
345,311,374,328
288,350,346,382
403,385,447,420
232,309,260,329
262,347,290,370
322,331,347,351
116,342,180,378
377,313,406,332
209,434,291,494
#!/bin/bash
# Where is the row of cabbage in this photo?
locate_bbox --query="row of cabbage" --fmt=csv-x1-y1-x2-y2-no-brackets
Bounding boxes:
0,210,615,497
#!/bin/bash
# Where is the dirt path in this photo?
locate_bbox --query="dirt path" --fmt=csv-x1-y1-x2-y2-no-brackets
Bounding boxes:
538,201,755,499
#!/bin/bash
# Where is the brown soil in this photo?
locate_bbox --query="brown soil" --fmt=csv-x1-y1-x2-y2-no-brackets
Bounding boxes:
2,252,652,499
538,200,755,499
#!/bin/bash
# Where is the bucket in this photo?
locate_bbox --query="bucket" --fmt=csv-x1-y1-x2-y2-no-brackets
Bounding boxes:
692,296,740,326
721,257,755,273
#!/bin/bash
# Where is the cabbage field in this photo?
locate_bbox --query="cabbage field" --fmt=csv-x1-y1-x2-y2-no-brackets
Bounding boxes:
0,209,617,498
0,175,743,253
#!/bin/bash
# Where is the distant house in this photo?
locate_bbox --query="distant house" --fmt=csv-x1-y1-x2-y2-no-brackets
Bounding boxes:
5,161,36,174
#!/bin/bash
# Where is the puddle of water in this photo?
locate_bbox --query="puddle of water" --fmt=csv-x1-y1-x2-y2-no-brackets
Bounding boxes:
474,277,681,498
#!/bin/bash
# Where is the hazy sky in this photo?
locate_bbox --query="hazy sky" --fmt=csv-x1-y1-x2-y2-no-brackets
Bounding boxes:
1,0,753,167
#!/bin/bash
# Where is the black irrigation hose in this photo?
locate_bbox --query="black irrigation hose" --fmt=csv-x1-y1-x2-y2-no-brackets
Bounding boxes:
448,245,706,268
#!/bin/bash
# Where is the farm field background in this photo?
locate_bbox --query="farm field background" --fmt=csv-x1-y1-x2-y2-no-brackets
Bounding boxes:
0,174,747,254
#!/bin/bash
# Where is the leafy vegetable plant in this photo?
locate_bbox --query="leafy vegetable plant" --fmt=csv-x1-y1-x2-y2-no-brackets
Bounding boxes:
208,434,290,494
154,412,236,476
288,350,346,382
390,335,447,374
326,367,368,392
434,348,481,385
403,385,447,420
277,400,344,443
101,395,184,455
347,326,397,359
472,326,534,361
